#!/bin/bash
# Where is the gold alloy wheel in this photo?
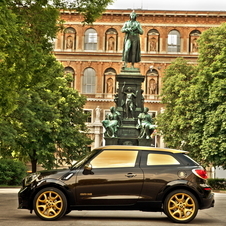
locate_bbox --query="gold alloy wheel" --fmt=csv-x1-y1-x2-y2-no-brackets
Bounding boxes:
35,190,64,219
167,192,196,221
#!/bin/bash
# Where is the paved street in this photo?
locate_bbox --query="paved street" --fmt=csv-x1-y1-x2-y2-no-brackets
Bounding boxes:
0,188,225,226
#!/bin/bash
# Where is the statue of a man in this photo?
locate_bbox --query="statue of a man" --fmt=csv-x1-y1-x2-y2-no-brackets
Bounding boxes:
102,106,121,138
121,82,138,119
121,11,143,68
136,107,156,139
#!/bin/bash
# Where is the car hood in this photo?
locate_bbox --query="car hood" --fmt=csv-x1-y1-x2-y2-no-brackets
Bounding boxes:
38,168,72,180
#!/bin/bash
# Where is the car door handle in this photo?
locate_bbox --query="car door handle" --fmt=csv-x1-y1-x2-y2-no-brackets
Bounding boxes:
125,173,137,178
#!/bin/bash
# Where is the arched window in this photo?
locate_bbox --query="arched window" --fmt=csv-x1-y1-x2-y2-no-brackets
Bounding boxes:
64,66,75,88
64,27,76,50
82,68,96,93
147,29,159,52
189,30,201,53
104,68,116,94
146,68,159,95
84,28,97,50
167,30,181,53
105,28,118,51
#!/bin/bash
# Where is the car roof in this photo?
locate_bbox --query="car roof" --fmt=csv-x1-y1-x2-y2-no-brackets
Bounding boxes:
93,145,188,154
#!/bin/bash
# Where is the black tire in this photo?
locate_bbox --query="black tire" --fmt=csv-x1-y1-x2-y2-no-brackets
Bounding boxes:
33,187,67,221
163,189,199,223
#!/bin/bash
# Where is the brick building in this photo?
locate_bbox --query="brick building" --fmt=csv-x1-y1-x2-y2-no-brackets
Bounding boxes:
53,9,226,149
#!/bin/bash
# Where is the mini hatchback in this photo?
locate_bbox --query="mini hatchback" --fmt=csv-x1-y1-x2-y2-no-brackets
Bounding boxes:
18,145,214,223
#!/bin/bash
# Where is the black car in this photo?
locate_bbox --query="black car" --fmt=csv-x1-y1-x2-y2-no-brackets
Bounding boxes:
18,145,214,223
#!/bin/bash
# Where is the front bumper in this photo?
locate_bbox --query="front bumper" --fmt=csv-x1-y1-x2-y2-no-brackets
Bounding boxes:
18,186,33,210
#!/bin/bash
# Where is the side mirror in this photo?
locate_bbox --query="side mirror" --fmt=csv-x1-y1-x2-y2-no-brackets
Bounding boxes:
84,163,92,171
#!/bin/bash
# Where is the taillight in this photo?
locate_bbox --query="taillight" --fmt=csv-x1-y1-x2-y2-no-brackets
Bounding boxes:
192,169,208,179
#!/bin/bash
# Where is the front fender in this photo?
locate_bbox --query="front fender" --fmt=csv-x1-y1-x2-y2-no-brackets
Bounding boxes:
29,178,75,208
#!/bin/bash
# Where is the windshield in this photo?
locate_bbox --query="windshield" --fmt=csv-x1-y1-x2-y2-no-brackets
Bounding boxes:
71,149,99,169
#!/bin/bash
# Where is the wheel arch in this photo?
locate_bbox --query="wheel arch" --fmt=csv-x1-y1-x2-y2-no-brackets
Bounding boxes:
159,182,202,209
30,179,75,210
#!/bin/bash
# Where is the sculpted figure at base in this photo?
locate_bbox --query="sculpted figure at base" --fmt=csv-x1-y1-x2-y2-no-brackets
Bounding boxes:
102,106,121,138
136,107,156,139
121,11,143,68
121,82,138,119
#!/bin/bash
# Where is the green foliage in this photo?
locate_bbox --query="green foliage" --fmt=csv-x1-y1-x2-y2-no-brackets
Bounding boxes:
157,23,226,169
7,0,114,24
72,0,114,24
0,159,27,185
156,58,196,150
0,0,97,172
3,56,92,172
207,178,226,190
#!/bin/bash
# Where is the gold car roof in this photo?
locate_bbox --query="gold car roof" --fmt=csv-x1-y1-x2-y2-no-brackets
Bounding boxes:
93,145,188,154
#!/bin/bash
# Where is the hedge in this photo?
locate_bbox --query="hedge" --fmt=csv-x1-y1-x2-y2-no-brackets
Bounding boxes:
208,178,226,190
0,159,27,186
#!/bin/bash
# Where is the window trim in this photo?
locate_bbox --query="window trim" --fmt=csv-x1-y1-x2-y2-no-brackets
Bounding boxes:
90,150,139,169
141,151,181,167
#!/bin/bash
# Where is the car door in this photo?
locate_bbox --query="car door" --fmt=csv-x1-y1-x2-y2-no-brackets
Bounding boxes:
75,149,144,206
139,151,181,201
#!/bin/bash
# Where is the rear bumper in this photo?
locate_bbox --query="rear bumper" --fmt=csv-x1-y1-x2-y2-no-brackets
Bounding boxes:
200,192,214,209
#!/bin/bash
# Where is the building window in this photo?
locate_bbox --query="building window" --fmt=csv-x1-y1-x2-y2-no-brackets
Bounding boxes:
189,30,201,53
147,29,159,52
84,110,92,123
64,27,76,50
167,30,181,53
105,28,118,51
64,67,75,88
84,28,97,50
146,69,159,95
82,68,96,94
104,68,116,93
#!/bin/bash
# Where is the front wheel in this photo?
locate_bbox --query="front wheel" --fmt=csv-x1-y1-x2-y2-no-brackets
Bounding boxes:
163,189,198,223
33,187,67,221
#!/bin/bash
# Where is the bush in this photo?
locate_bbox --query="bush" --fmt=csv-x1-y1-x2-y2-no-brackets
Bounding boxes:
208,178,226,190
0,159,27,186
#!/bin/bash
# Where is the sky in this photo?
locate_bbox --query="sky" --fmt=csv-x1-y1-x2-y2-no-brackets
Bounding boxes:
107,0,226,11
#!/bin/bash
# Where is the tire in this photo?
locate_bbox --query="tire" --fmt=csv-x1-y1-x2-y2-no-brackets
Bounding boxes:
163,189,199,223
33,187,67,221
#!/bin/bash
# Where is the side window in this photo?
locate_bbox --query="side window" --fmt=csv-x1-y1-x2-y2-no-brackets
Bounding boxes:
147,153,180,166
91,151,138,168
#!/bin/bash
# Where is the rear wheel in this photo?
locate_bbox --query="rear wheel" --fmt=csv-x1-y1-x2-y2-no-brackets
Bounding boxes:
163,189,198,223
33,187,67,221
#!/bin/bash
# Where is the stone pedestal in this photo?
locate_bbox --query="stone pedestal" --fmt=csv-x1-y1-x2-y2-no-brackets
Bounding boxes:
103,67,153,147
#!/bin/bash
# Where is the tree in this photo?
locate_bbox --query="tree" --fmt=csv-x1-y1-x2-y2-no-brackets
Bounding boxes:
1,0,114,171
190,23,226,168
7,0,114,24
8,55,92,172
156,58,196,151
0,0,113,114
0,2,28,116
157,24,226,169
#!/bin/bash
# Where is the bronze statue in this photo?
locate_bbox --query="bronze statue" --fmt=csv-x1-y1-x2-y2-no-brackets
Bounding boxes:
136,107,156,139
121,11,143,68
102,106,121,138
121,82,138,119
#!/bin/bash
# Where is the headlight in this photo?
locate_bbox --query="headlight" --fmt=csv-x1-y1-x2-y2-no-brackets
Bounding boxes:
23,172,40,187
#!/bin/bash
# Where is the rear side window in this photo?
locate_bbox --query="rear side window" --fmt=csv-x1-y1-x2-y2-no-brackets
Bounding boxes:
91,150,138,168
147,153,180,166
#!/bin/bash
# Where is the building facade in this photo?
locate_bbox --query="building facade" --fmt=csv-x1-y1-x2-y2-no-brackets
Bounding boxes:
53,9,226,149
